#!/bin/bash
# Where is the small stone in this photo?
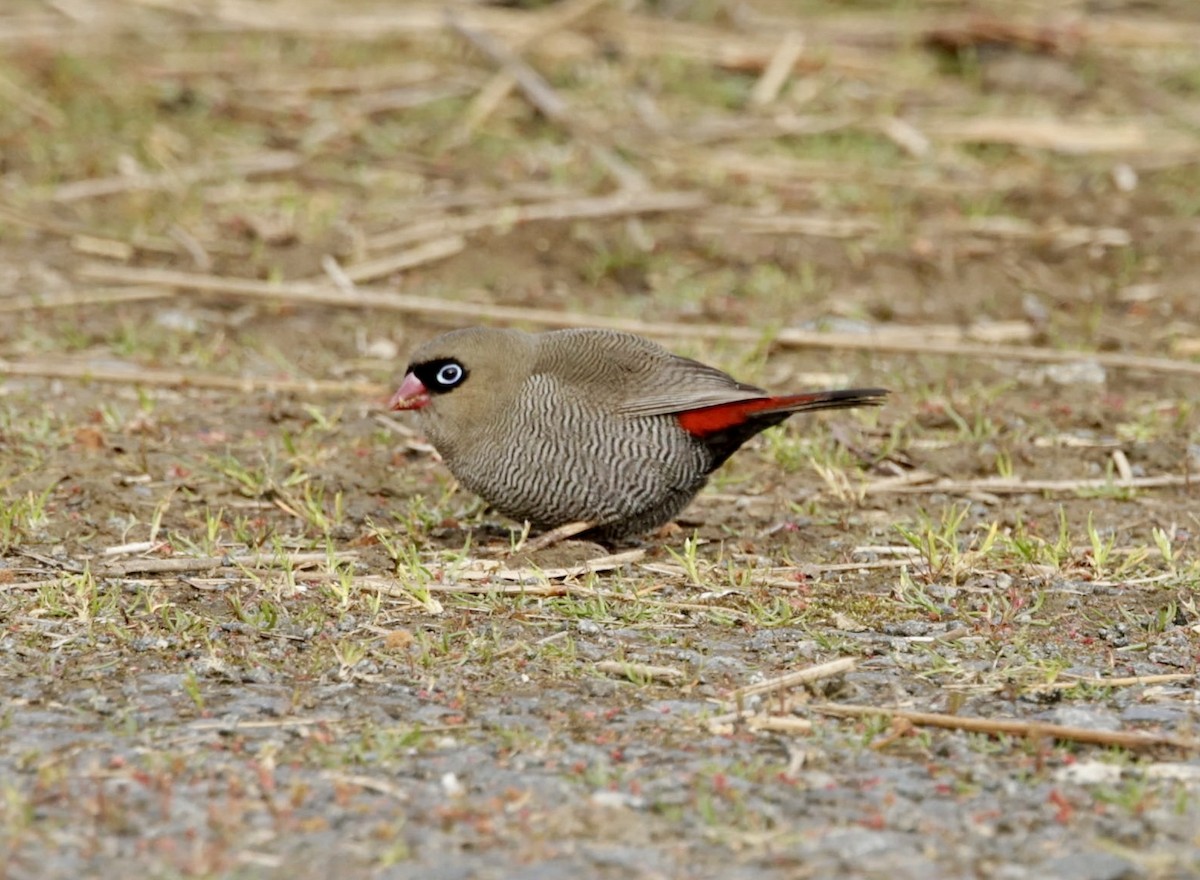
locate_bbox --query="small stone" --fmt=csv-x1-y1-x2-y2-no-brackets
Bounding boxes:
590,790,645,809
441,772,465,797
1020,361,1107,387
1039,706,1122,731
1144,763,1200,782
1036,851,1136,880
1054,761,1122,785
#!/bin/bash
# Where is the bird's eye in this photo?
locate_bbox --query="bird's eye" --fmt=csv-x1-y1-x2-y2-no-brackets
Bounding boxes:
435,363,464,387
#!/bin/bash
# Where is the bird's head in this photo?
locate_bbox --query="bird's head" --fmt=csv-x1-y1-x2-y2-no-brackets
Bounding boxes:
389,327,537,426
387,357,466,411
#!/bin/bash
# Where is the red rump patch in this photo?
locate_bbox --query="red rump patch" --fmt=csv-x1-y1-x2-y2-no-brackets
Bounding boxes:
677,394,822,436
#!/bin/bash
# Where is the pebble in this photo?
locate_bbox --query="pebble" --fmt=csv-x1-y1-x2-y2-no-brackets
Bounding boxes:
1036,851,1136,880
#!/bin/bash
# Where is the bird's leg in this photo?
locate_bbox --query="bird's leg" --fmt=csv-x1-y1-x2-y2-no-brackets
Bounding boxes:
515,519,598,554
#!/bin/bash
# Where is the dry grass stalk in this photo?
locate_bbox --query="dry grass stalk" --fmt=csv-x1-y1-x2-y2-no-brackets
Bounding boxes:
0,358,388,398
799,559,920,575
449,15,570,125
705,708,815,736
95,551,358,577
598,10,883,77
70,234,134,261
52,151,303,203
960,215,1131,249
455,549,645,583
405,582,580,597
689,147,1016,195
596,660,686,685
701,212,880,239
744,715,814,734
727,657,856,702
918,14,1200,128
351,81,477,117
0,287,172,314
103,541,167,557
1023,673,1195,693
335,234,466,284
240,60,442,93
878,115,931,157
1111,449,1134,482
923,17,1080,57
632,599,752,621
704,207,1132,253
864,473,1192,496
0,198,273,261
749,31,805,107
710,705,816,734
445,0,611,147
0,203,87,236
367,190,706,250
448,12,645,191
812,703,1198,751
673,112,859,146
188,717,343,731
197,1,555,42
322,774,412,801
169,224,213,271
1,580,64,592
924,117,1189,156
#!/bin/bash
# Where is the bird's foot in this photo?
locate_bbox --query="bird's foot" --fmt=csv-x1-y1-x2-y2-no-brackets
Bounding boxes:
512,519,598,555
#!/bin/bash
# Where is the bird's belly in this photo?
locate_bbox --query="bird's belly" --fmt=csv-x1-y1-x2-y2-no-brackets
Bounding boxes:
446,413,711,533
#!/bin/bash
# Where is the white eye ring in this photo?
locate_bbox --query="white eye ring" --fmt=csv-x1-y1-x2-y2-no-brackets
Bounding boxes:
436,363,463,386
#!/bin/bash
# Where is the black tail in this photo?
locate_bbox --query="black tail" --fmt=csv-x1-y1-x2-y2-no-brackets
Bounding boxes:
756,388,889,416
697,388,888,469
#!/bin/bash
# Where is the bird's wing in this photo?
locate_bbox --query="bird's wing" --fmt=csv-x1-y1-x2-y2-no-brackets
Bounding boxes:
614,355,769,417
533,328,769,418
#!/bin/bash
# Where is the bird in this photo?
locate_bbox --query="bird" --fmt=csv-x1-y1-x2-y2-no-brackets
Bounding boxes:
389,327,887,542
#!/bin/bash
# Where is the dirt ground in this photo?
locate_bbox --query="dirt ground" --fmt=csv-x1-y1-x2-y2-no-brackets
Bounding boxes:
1,1,1199,878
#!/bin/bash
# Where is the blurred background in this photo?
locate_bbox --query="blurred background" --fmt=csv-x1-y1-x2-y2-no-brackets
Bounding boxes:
1,3,1199,876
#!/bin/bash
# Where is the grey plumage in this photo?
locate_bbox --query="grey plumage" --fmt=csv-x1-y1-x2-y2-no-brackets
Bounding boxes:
390,327,886,541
